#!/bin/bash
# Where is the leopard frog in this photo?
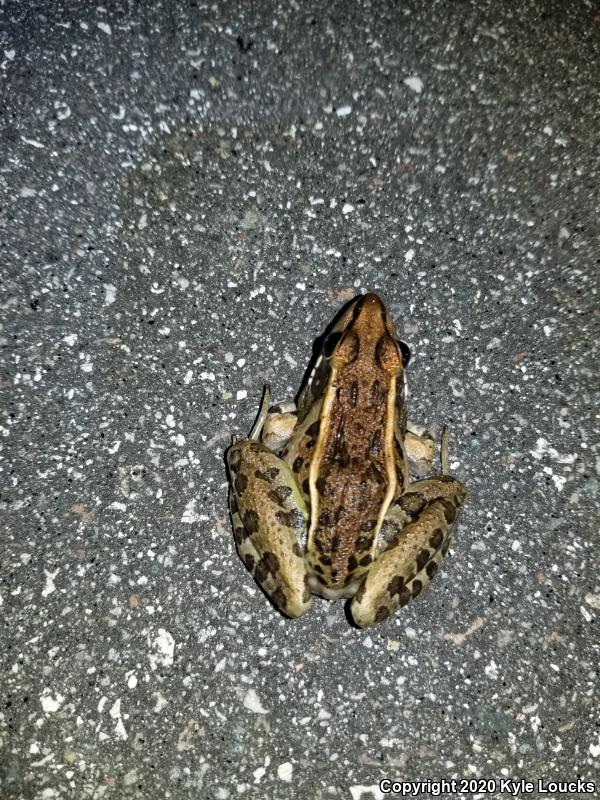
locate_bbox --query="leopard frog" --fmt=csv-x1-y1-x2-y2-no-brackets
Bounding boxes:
227,293,467,626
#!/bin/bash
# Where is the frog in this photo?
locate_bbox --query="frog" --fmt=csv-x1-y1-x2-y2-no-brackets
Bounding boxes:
226,293,467,627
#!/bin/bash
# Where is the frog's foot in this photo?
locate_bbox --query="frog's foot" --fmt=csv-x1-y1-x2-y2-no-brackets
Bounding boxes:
350,476,467,627
246,385,298,452
227,439,312,619
404,427,435,478
262,402,297,452
405,421,453,478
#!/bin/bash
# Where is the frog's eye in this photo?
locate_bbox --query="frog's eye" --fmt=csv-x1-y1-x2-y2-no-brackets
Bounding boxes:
397,340,411,367
322,331,344,358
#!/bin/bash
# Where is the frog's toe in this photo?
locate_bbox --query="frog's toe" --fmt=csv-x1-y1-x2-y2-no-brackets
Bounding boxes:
275,578,313,619
260,560,313,619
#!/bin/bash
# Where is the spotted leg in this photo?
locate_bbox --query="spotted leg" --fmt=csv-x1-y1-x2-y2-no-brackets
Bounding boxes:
350,475,467,627
227,389,312,619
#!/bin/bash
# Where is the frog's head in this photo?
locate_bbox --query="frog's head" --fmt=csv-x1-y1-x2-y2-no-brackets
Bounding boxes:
321,293,411,377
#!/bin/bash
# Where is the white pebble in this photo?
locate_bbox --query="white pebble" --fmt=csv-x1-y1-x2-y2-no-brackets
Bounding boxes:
404,76,423,93
277,762,293,782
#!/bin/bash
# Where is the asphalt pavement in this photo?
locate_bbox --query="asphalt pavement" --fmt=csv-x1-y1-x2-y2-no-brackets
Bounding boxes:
1,2,599,798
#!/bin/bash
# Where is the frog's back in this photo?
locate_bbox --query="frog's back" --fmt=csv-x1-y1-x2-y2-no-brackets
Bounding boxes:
305,294,406,596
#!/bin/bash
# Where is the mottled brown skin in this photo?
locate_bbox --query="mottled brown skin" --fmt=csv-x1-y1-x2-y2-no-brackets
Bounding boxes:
350,475,467,626
304,295,406,594
227,441,312,618
227,292,468,626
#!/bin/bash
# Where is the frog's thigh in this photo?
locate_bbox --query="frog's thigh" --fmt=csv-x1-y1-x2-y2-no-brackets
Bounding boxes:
228,442,312,619
350,476,467,627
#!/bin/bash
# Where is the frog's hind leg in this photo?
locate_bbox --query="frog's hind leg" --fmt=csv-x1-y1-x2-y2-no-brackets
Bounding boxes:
350,475,467,627
227,440,312,619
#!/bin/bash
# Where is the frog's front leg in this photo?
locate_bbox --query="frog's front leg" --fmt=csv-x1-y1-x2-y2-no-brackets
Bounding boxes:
350,475,467,627
227,436,312,619
261,401,297,452
405,421,435,478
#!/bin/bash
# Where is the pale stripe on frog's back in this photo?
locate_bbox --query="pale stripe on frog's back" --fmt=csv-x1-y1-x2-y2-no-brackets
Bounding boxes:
305,295,407,595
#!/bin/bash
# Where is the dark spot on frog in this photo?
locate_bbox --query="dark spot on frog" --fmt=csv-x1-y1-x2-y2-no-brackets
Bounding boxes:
267,486,292,507
255,466,280,482
370,379,385,407
332,422,350,467
416,548,430,571
243,510,259,535
387,575,405,597
440,498,458,523
318,511,332,528
375,605,390,622
234,527,245,546
276,510,302,528
234,473,248,494
411,579,423,597
397,587,412,607
368,429,382,456
292,456,303,473
305,421,320,439
347,554,358,571
243,553,256,572
271,587,288,610
330,534,340,553
302,479,310,495
255,551,280,583
254,559,268,584
355,535,371,551
426,560,439,579
316,477,331,496
429,528,444,549
366,464,385,485
359,553,372,567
